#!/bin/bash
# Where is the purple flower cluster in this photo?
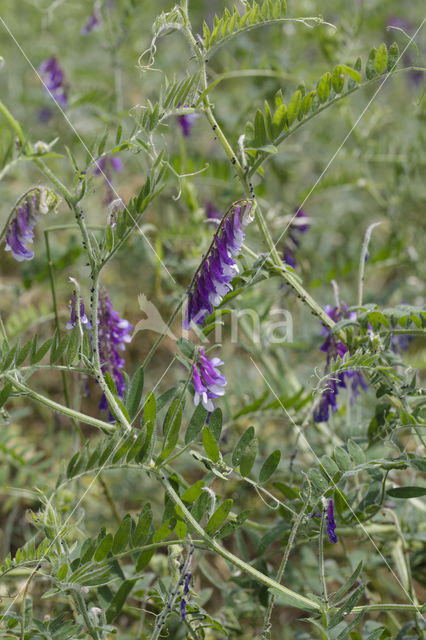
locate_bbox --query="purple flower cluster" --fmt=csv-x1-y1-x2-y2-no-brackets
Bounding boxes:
97,289,132,410
314,302,367,423
283,207,310,268
184,201,253,329
66,291,91,330
4,190,50,262
94,155,123,203
180,571,191,621
192,349,227,413
38,56,68,109
326,499,338,544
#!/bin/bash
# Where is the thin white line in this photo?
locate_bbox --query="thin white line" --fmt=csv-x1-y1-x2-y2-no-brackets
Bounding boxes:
249,356,424,614
250,18,426,281
0,17,176,284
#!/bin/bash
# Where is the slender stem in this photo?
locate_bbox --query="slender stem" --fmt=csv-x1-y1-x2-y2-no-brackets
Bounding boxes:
5,373,115,433
261,477,312,639
352,603,424,614
157,471,321,612
357,223,382,307
73,590,100,640
319,503,328,609
44,230,84,442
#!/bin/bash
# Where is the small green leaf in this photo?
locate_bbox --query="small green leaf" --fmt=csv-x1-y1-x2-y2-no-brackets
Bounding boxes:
340,64,361,83
347,439,366,464
301,91,315,115
126,366,144,420
132,503,153,547
271,103,287,138
253,109,267,147
387,486,426,499
332,561,363,604
112,515,132,554
94,533,113,561
317,72,331,103
287,90,302,125
259,449,281,483
181,480,205,503
209,408,222,441
366,48,377,80
240,436,258,477
332,65,345,93
387,42,399,71
56,563,68,581
143,391,156,426
106,579,136,623
0,383,13,409
334,446,352,471
185,403,208,444
232,426,255,466
374,43,388,74
202,426,220,463
205,499,233,535
66,326,80,365
158,404,182,461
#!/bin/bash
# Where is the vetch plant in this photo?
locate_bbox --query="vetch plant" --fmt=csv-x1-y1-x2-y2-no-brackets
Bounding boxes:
0,1,425,639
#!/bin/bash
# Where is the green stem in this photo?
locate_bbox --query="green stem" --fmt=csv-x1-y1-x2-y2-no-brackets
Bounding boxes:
44,230,84,443
352,603,424,614
5,373,115,433
319,502,329,609
157,471,321,612
261,477,312,639
73,590,100,640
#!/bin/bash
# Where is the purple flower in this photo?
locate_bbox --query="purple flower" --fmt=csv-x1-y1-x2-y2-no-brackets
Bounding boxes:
81,11,100,35
177,107,199,137
180,598,187,621
314,302,367,423
97,289,133,411
184,201,253,328
4,190,52,262
183,572,191,595
326,499,338,544
38,56,68,109
283,207,310,268
192,349,227,412
66,291,91,329
94,155,123,204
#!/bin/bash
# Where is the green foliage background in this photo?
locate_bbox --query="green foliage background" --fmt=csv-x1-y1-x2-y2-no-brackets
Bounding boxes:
0,0,425,638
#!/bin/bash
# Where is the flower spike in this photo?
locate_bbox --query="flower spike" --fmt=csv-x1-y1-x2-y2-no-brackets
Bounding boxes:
183,200,254,329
